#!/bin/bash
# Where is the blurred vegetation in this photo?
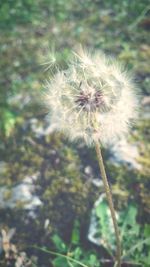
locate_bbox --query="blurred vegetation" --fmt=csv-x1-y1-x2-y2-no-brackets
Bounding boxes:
44,201,150,267
0,0,150,266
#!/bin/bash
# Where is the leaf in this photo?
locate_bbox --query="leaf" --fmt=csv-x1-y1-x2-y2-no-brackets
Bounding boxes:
122,237,150,259
52,234,67,253
144,224,150,238
95,198,115,247
32,246,89,267
71,220,80,245
73,247,82,260
0,109,17,137
143,251,150,265
120,204,139,239
88,254,99,266
53,256,68,267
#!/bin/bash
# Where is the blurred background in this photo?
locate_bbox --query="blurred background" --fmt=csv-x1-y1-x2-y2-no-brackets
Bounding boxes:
0,1,150,266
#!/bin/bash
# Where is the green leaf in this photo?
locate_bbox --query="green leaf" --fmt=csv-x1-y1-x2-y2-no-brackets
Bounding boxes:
52,234,67,253
122,237,150,259
71,220,80,245
73,247,82,260
88,254,98,266
53,256,68,267
95,198,115,248
32,245,89,267
120,204,139,239
144,224,150,238
0,109,17,137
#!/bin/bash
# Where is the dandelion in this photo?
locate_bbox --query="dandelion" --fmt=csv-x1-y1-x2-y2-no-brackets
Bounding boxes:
41,45,57,72
44,47,137,146
43,47,138,267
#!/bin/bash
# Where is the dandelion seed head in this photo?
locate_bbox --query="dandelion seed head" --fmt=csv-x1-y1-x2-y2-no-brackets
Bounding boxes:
44,47,138,146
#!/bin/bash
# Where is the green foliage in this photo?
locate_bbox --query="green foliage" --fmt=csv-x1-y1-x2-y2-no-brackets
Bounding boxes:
0,0,75,28
95,198,115,251
50,221,100,267
71,220,80,246
36,204,150,266
52,235,67,253
94,198,150,265
0,0,40,28
0,109,17,137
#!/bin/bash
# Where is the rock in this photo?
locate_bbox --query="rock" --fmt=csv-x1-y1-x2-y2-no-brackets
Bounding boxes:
0,173,42,210
109,138,141,170
28,118,57,138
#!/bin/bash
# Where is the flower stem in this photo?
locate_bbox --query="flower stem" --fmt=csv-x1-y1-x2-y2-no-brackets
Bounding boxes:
95,141,121,267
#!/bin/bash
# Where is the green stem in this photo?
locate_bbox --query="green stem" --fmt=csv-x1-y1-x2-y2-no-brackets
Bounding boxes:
95,141,121,267
31,245,89,267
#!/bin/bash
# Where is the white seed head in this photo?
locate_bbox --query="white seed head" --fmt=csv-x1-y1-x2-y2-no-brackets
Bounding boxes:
43,47,138,146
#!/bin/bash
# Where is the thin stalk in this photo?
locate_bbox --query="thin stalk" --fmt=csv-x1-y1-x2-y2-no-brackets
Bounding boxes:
95,141,121,267
31,245,89,267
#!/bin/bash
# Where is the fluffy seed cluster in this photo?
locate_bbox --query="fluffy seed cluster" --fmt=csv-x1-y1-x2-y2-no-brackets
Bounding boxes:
44,48,137,146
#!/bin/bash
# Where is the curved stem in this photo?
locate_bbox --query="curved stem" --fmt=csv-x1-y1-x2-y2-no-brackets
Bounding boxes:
95,141,121,267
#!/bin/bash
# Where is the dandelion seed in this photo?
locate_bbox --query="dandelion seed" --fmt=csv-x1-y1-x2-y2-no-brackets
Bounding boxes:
41,46,57,72
44,47,137,146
